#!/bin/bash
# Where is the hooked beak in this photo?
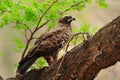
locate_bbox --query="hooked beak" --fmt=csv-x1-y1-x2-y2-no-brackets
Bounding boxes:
68,17,76,22
72,18,76,20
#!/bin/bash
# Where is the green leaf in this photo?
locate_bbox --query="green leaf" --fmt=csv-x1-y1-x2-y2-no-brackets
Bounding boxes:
13,38,25,52
36,57,47,67
99,2,108,9
97,0,108,9
79,22,90,32
2,12,11,23
90,26,99,34
33,1,47,14
45,12,60,20
72,1,86,11
16,24,26,29
48,21,57,30
4,0,13,7
11,5,21,22
23,7,39,22
0,5,8,12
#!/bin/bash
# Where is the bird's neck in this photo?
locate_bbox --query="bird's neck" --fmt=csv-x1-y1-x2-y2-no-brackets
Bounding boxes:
58,23,72,31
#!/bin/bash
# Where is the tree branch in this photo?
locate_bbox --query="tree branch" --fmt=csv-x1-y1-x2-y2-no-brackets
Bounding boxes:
36,20,50,30
19,22,32,34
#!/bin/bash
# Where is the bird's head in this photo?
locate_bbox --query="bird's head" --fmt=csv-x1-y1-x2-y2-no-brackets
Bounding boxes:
59,16,76,24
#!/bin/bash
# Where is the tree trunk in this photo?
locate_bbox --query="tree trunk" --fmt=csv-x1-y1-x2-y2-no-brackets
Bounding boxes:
7,16,120,80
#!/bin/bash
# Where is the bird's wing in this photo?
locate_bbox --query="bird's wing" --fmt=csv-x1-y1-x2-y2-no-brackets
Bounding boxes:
28,27,71,57
34,27,60,45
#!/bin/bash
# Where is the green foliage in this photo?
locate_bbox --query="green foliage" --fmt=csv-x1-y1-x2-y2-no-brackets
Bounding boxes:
48,20,57,30
0,0,13,12
0,0,107,29
80,22,99,34
97,0,108,8
79,22,91,32
2,12,11,23
13,38,25,52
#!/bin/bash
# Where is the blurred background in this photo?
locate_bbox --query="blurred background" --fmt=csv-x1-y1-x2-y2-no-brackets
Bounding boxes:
0,0,120,79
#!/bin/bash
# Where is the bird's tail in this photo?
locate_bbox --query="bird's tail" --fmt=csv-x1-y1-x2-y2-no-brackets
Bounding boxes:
16,54,39,76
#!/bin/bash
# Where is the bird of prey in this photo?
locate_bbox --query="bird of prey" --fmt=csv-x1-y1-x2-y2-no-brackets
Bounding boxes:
16,16,75,75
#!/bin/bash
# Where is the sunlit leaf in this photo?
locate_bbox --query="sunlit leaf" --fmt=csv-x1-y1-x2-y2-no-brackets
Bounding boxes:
2,12,11,23
97,0,108,9
24,7,39,22
90,26,99,34
36,57,47,67
13,38,25,52
79,22,90,32
48,21,57,30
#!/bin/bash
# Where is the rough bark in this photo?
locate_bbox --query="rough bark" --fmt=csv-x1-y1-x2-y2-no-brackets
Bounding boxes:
7,16,120,80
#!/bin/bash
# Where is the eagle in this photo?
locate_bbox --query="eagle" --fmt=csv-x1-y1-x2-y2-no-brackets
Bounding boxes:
16,16,75,75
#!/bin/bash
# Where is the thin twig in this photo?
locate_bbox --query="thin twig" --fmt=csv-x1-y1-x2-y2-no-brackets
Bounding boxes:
24,29,28,40
19,22,32,34
52,54,65,80
59,2,82,15
37,20,50,30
